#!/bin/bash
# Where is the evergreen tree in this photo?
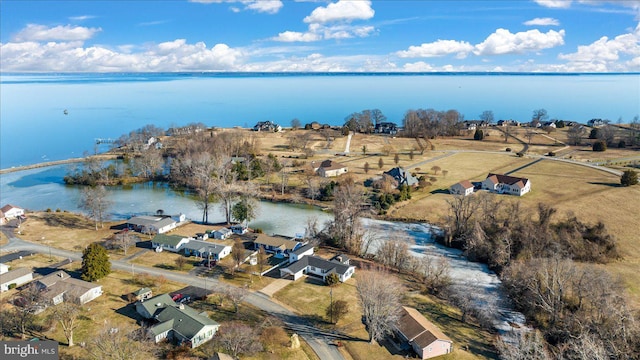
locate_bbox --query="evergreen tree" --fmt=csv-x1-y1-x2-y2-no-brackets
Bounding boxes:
81,243,111,282
621,170,638,187
473,129,484,140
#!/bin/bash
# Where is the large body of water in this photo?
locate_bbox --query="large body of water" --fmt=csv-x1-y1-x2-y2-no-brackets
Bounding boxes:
1,72,639,169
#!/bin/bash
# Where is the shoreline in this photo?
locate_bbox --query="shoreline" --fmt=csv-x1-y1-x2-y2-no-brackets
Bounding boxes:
0,154,118,175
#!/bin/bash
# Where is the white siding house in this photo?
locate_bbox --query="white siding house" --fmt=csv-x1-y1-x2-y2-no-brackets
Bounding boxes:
0,268,33,292
1,204,25,219
311,160,348,178
449,180,474,196
481,173,531,196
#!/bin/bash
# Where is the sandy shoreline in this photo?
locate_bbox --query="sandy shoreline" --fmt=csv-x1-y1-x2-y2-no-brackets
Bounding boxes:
0,154,118,175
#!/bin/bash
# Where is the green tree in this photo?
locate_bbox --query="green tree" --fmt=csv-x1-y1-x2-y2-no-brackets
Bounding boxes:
589,128,599,139
362,145,367,155
621,170,638,186
592,140,607,152
232,197,258,225
81,243,111,282
325,273,340,287
474,129,484,140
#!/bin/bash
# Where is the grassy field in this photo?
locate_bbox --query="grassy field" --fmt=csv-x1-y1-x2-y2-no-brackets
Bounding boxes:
273,272,497,360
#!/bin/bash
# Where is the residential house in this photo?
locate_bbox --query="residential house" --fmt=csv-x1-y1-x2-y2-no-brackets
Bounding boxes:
374,122,399,135
0,268,33,292
230,224,248,235
461,120,489,130
311,160,348,178
132,287,153,301
195,232,209,241
384,167,419,187
280,247,355,282
395,306,453,359
497,119,520,127
36,270,103,305
587,118,607,127
253,234,302,257
306,121,322,130
253,121,281,132
481,173,531,196
449,180,474,196
127,216,178,234
1,204,25,220
182,240,232,261
542,121,557,128
151,234,191,253
0,263,8,274
212,228,232,240
136,293,220,348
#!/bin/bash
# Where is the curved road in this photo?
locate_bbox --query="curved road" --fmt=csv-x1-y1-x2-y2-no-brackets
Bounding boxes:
0,230,345,360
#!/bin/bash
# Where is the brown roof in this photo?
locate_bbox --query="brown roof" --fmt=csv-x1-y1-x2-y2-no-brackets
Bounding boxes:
397,307,451,347
458,180,473,189
318,160,347,171
0,204,21,213
254,234,300,250
486,173,529,186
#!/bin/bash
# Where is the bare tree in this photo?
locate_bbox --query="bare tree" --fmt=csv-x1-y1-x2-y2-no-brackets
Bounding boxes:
291,118,301,130
479,110,495,124
212,321,262,358
356,268,403,344
393,153,400,165
175,256,187,271
305,174,320,201
446,195,480,241
11,283,44,339
256,247,268,275
496,330,552,360
49,302,81,347
231,240,246,274
420,255,452,295
378,157,384,169
326,300,350,324
132,148,164,180
85,325,157,360
376,238,411,270
79,185,112,230
328,179,366,252
192,153,222,224
114,231,135,255
567,125,586,146
223,286,248,313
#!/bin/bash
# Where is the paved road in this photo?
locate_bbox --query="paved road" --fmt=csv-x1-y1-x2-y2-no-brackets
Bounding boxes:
0,229,346,360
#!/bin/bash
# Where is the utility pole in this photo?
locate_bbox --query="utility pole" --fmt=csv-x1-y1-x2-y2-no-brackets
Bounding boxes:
330,287,333,324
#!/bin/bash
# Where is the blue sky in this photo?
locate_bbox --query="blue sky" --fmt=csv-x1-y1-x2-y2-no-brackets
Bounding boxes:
1,0,639,72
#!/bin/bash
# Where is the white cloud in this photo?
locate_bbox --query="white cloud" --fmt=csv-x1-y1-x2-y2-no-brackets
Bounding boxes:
14,24,101,42
402,61,435,72
304,0,374,23
245,0,283,14
396,40,475,59
475,28,565,55
271,24,374,42
558,25,640,69
272,31,321,42
533,0,572,8
189,0,283,14
524,17,560,26
69,15,96,21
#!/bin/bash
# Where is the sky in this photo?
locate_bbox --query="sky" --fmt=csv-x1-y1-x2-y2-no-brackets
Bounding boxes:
1,0,639,73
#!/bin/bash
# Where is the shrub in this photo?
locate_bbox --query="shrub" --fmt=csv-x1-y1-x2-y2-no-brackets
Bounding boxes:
473,129,484,140
325,273,340,287
548,151,556,157
46,208,52,212
506,148,512,152
8,283,17,290
589,128,599,139
621,170,638,187
516,152,524,157
593,140,607,152
618,140,627,148
254,228,263,234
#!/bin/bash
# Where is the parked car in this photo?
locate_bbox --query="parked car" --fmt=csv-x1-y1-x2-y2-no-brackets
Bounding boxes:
171,293,183,301
179,296,191,304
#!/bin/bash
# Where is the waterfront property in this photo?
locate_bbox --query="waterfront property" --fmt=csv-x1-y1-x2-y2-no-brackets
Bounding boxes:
395,306,453,359
311,159,348,178
1,204,25,225
279,246,355,282
136,293,219,348
252,234,303,257
374,122,399,135
0,267,33,292
151,234,192,253
449,180,475,196
481,173,531,196
182,240,232,261
127,215,180,234
230,224,248,235
212,228,232,240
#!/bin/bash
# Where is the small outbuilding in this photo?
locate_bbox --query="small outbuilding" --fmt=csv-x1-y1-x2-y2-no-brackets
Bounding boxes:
449,180,474,196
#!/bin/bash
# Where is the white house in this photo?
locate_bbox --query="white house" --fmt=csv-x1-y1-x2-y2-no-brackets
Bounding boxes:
127,216,178,234
136,294,220,348
280,247,355,283
481,173,531,196
449,180,474,196
36,270,103,305
1,204,25,220
212,228,232,240
0,263,8,275
182,240,232,261
0,268,33,292
395,306,453,359
151,234,192,253
311,160,348,178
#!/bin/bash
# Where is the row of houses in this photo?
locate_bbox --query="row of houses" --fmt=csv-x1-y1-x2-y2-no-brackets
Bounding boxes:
449,173,531,197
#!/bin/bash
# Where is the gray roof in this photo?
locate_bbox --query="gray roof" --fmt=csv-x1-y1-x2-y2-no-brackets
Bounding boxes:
282,255,352,276
137,293,177,317
128,216,175,228
182,240,229,255
155,304,219,340
149,319,174,336
133,287,152,296
292,243,314,256
384,167,419,187
37,270,71,287
0,267,32,284
152,234,188,247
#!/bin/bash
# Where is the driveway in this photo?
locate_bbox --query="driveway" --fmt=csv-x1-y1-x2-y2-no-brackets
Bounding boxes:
258,278,291,297
0,229,346,360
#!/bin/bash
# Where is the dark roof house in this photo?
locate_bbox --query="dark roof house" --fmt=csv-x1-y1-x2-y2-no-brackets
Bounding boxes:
384,167,419,187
